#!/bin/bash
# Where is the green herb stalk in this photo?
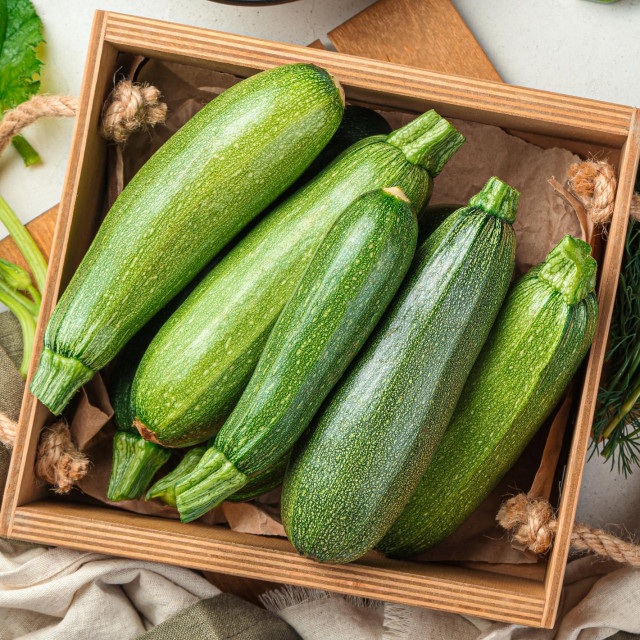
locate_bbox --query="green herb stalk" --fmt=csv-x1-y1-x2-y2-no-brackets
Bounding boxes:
591,217,640,475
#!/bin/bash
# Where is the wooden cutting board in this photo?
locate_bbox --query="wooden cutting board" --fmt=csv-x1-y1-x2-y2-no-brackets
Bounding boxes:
0,0,499,602
328,0,501,81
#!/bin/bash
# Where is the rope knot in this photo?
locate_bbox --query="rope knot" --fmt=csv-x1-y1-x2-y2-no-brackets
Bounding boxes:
567,160,617,224
496,494,557,554
101,80,167,144
35,422,89,494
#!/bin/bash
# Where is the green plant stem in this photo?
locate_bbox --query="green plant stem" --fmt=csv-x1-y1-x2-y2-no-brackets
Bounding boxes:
11,135,41,167
27,283,40,307
603,374,640,440
0,278,38,316
0,288,36,377
0,194,47,293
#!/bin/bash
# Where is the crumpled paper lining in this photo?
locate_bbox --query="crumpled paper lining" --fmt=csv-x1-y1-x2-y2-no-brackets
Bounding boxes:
62,58,588,568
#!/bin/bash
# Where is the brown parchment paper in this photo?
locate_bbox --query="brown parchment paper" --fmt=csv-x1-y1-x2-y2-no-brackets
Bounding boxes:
62,59,587,564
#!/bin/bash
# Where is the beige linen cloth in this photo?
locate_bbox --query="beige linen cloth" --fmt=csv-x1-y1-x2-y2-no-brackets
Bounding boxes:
0,538,221,639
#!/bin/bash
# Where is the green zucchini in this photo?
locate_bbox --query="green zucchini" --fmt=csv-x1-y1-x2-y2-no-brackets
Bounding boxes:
174,187,418,522
281,177,519,564
378,235,599,558
133,110,464,448
30,63,345,415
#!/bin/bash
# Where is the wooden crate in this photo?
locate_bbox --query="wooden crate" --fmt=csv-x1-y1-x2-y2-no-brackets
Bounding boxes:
2,11,639,629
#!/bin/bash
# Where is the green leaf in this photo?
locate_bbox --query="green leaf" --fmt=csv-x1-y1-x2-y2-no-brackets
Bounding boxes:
0,0,43,114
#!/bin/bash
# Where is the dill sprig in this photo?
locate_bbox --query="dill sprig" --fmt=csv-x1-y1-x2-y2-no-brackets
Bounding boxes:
591,216,640,475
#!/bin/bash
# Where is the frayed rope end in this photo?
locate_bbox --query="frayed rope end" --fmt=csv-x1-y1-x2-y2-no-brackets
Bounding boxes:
567,160,617,225
102,80,167,144
35,422,89,495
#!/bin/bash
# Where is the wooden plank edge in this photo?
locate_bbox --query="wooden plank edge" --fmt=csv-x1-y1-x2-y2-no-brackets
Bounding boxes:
102,14,631,122
11,504,548,626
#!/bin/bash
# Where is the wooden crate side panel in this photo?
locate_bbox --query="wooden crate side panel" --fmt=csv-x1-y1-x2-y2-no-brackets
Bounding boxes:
101,13,632,148
11,501,548,627
542,109,640,628
0,13,116,533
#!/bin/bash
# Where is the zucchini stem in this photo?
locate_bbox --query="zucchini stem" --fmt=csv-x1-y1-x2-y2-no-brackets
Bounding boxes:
175,448,247,523
0,287,36,377
107,431,171,502
0,194,47,294
146,446,207,507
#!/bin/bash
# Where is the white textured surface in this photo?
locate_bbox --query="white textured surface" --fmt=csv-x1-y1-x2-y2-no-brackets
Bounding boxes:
1,0,639,534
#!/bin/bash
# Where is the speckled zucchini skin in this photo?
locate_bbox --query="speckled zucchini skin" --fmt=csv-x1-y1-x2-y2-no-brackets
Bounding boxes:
172,188,417,521
378,237,599,558
133,111,464,447
30,63,345,415
281,182,517,564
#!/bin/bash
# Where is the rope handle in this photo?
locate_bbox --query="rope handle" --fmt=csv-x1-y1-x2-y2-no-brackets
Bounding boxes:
497,493,640,567
0,80,167,155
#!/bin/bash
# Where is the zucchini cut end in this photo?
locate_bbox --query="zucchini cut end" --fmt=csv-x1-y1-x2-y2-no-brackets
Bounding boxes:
468,176,520,223
386,110,465,177
30,347,95,415
540,235,597,305
107,431,171,502
175,447,248,523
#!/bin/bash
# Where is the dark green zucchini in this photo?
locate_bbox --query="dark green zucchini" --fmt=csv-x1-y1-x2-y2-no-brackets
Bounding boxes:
378,235,599,558
30,63,345,415
174,187,418,522
281,177,519,564
418,203,462,244
133,110,464,448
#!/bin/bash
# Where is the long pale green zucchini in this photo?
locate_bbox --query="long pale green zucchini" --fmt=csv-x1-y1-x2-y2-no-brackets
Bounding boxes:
133,110,464,448
377,235,599,558
174,187,418,522
30,63,345,415
281,177,519,564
